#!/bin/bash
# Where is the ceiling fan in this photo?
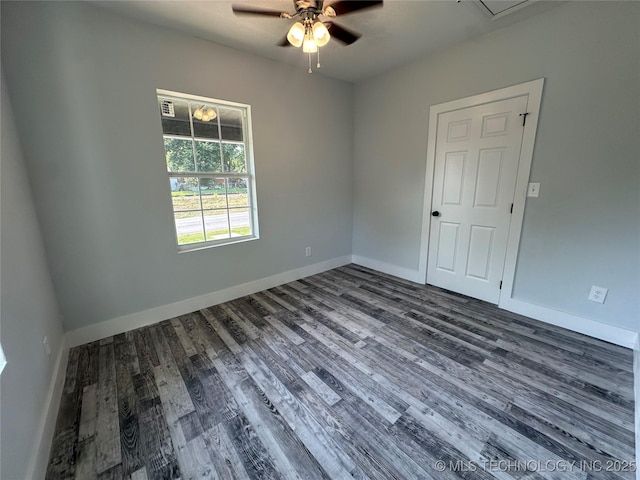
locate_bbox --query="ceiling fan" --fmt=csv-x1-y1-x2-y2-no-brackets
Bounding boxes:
232,0,383,72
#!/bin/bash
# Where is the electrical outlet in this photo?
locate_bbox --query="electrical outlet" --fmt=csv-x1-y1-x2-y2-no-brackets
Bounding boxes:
588,285,608,304
527,182,540,198
43,336,51,357
305,246,312,257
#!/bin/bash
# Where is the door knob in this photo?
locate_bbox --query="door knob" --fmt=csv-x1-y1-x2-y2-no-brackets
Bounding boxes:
432,211,441,217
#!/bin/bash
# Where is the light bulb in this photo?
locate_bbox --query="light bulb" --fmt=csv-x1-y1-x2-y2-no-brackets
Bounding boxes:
206,108,216,119
193,108,203,120
287,22,305,48
312,22,330,47
303,32,317,53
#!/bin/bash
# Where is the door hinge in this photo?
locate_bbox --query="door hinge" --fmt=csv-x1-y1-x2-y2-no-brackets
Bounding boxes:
510,203,514,214
499,281,503,290
519,112,530,126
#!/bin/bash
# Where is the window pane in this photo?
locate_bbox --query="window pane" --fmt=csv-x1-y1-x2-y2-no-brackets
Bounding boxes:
170,177,201,211
165,138,195,172
192,103,219,139
219,107,243,141
200,178,226,209
227,177,249,207
195,140,222,172
223,143,246,173
160,98,192,136
175,211,205,245
204,210,230,240
169,176,199,195
229,207,251,237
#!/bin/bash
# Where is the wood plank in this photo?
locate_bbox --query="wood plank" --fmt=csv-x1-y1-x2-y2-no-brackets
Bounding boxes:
300,371,341,406
132,372,180,479
74,438,96,480
152,357,214,480
149,324,195,419
95,342,122,474
113,333,144,477
78,384,97,442
170,316,198,357
132,326,180,479
263,314,306,346
130,467,149,480
161,321,219,432
201,423,252,480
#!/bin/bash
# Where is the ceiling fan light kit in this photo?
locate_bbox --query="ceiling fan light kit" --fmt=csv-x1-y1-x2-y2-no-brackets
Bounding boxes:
312,21,330,46
232,0,383,74
303,31,318,53
192,106,217,122
287,21,305,47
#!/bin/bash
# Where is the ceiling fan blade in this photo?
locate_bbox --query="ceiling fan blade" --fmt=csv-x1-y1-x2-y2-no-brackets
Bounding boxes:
326,22,361,45
325,0,382,16
232,5,287,17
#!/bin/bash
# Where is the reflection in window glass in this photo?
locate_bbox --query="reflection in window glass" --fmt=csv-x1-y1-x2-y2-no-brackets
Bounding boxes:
193,106,219,139
159,98,191,136
219,107,244,141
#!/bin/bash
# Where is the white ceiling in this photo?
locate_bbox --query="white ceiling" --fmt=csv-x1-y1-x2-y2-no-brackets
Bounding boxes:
93,0,560,82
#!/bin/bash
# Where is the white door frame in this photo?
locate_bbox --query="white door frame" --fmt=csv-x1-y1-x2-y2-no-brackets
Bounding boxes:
417,78,544,306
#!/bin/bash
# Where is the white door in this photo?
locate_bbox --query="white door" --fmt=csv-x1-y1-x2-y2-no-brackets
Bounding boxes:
427,95,527,304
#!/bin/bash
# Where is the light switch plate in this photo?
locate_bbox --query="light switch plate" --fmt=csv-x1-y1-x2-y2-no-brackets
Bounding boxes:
527,183,540,198
588,285,608,304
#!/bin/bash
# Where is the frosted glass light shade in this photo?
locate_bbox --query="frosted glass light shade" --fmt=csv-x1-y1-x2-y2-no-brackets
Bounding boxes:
193,106,216,122
312,22,330,47
303,33,317,53
287,22,305,47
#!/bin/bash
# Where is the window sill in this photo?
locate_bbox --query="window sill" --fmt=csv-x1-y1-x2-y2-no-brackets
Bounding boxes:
177,234,258,253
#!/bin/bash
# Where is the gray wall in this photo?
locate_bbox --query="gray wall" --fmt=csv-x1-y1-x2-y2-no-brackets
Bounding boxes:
353,2,640,331
1,70,65,480
1,1,354,331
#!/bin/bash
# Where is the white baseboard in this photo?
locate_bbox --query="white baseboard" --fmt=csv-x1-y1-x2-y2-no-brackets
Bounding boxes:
499,297,638,349
25,337,69,480
353,254,636,349
66,256,352,347
351,255,421,283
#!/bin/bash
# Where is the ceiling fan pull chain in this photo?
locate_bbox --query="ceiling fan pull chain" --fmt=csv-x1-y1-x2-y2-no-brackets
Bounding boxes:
308,52,313,74
317,48,321,69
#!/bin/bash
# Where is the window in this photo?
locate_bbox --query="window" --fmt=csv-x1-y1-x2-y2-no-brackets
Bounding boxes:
157,90,258,251
0,342,5,375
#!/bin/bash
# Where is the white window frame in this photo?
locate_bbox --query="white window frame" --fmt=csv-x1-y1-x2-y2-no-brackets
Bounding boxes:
157,89,259,252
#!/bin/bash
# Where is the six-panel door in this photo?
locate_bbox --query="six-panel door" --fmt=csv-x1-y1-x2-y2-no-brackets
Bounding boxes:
427,95,528,303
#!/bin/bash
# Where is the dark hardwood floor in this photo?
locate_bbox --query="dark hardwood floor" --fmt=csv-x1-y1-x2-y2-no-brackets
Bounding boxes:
46,265,636,479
